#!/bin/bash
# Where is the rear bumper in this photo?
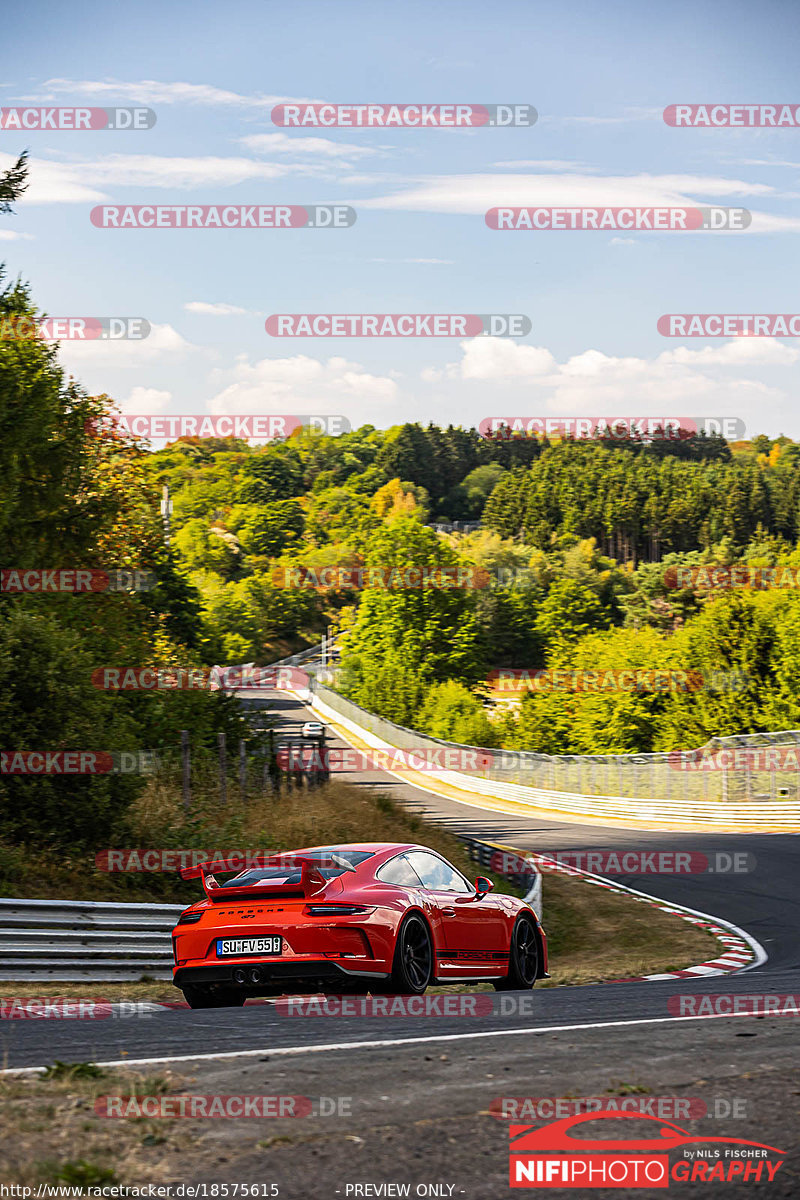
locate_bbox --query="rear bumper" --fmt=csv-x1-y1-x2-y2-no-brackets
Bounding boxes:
173,960,389,989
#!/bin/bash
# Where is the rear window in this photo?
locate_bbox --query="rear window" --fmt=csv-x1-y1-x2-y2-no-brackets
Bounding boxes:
221,849,374,888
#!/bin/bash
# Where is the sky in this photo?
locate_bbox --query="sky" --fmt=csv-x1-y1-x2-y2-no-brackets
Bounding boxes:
1,0,799,442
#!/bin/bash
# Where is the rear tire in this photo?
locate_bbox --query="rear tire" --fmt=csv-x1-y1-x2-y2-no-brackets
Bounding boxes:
182,984,245,1009
494,915,539,991
372,914,433,995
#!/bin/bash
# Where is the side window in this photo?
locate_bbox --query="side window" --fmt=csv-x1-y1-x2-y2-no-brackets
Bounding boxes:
377,854,424,887
405,852,472,893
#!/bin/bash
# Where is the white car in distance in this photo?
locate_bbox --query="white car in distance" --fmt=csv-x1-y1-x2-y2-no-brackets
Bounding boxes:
301,722,325,739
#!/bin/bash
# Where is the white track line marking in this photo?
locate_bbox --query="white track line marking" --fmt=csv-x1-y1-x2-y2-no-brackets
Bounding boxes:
0,1010,787,1076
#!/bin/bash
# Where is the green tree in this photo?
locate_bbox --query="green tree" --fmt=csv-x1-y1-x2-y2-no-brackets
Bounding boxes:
0,152,28,213
534,578,611,657
415,680,499,747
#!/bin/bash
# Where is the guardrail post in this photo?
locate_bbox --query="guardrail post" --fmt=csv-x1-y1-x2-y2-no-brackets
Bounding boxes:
181,730,191,810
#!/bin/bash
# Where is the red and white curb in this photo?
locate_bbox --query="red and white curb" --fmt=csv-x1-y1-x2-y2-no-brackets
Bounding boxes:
483,840,767,982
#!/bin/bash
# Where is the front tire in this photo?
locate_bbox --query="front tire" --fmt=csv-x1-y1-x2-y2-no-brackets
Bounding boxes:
374,913,433,995
182,984,245,1009
494,914,539,991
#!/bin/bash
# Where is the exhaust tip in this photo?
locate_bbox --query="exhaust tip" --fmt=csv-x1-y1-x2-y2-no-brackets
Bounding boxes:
248,967,262,984
233,968,247,984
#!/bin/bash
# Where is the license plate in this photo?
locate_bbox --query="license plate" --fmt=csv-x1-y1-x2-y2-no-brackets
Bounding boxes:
216,937,282,957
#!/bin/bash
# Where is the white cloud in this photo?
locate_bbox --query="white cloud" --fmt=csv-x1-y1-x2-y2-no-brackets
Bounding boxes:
724,158,800,169
361,170,800,232
240,133,380,159
26,78,317,109
658,340,799,367
0,148,334,206
58,323,195,369
206,354,398,415
460,339,556,380
121,386,172,412
66,153,322,189
0,229,34,241
421,337,788,424
492,159,591,170
0,151,107,204
558,348,647,380
185,301,251,316
338,172,407,187
363,171,777,213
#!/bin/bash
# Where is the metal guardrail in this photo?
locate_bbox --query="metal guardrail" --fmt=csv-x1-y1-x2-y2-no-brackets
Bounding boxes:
0,898,182,982
310,681,800,812
308,683,800,829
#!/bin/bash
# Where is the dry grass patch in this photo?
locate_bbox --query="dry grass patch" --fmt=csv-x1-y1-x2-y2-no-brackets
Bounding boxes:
0,1066,195,1186
540,869,719,985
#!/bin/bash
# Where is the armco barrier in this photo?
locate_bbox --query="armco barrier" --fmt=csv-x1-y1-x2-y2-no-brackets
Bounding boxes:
306,682,800,831
0,898,181,981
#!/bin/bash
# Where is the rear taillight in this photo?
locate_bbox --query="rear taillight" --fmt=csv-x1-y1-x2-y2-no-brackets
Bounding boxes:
305,905,371,915
177,909,203,924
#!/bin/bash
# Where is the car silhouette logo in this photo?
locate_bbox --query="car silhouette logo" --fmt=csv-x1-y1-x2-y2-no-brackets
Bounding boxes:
510,1111,785,1155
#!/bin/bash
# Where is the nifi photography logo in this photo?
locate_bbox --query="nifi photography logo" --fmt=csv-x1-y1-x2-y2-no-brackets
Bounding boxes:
508,1111,784,1188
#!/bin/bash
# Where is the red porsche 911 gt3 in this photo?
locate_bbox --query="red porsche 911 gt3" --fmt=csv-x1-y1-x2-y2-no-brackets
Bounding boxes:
172,842,547,1007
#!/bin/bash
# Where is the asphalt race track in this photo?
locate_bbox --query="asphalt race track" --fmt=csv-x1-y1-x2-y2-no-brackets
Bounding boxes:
3,690,799,1196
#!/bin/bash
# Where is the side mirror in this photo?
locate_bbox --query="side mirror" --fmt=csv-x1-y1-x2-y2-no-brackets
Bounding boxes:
475,876,494,895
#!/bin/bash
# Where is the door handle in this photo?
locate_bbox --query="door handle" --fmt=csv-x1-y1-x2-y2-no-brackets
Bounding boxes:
441,906,456,917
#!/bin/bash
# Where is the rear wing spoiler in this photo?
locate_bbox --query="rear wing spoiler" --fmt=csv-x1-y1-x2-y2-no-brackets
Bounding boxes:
179,851,356,901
